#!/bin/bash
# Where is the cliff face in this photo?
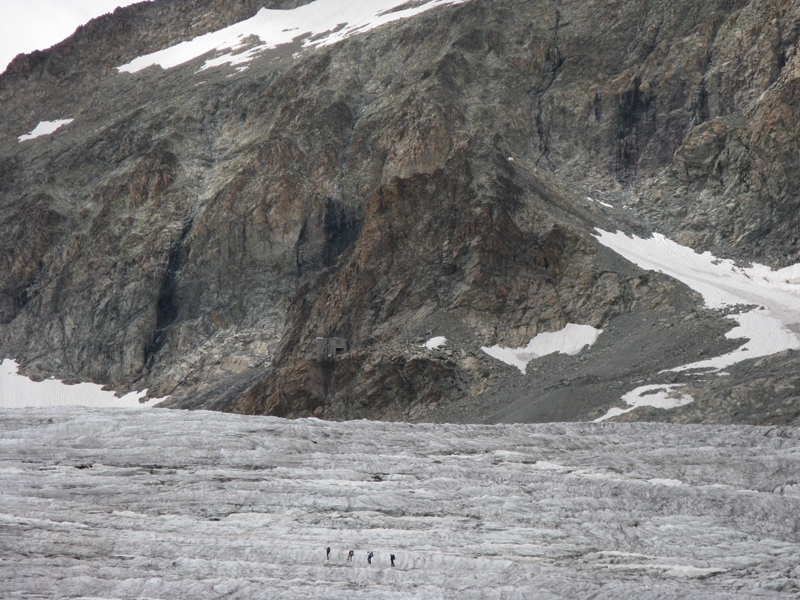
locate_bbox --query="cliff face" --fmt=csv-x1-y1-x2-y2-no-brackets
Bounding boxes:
1,0,799,423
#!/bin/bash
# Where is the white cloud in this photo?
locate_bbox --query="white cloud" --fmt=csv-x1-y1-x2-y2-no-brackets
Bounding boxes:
0,1,148,73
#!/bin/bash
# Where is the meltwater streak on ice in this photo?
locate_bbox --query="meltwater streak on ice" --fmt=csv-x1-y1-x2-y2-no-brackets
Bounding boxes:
593,229,800,421
0,359,158,408
116,0,469,74
481,323,603,373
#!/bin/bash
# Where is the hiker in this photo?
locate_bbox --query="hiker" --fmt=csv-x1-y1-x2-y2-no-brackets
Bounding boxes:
347,550,354,562
367,551,374,564
390,554,395,567
326,547,331,560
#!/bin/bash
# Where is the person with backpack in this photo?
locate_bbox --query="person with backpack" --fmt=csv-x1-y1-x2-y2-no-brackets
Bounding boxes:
390,553,395,567
347,550,354,562
367,551,374,564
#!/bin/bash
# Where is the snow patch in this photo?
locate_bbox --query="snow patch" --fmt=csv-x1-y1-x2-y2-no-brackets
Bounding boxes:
423,336,447,350
481,324,602,373
672,309,799,372
18,119,73,142
594,230,800,419
594,384,694,422
117,0,469,74
587,196,614,208
593,229,800,360
0,359,160,408
594,230,800,315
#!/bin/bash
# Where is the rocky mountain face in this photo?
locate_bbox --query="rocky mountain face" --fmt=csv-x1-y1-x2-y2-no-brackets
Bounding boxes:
1,0,799,424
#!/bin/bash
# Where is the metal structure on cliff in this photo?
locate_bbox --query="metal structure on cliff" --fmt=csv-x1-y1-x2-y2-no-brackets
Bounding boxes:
315,337,350,362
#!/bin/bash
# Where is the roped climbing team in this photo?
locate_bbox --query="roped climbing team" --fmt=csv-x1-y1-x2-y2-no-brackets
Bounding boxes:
327,547,396,566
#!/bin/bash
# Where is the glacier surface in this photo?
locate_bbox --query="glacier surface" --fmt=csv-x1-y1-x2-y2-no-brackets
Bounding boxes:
2,407,799,598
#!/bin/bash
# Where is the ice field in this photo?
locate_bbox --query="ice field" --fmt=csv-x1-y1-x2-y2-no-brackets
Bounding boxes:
2,407,800,598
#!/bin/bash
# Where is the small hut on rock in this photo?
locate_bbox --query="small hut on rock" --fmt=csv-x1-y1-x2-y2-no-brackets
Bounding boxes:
315,337,350,361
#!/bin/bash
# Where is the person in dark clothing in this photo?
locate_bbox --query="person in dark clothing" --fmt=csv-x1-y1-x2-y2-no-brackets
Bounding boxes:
326,547,331,560
367,551,374,564
347,550,354,562
390,554,395,567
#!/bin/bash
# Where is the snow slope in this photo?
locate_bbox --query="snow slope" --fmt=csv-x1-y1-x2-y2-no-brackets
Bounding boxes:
482,323,602,373
0,359,158,408
117,0,469,74
17,118,73,142
594,230,800,365
594,230,800,421
1,408,798,598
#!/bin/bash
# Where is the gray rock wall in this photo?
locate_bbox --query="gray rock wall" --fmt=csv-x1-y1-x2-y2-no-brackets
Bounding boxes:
1,0,798,422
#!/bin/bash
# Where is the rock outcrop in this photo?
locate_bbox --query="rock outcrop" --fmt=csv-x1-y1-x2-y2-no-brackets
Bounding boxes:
1,0,799,424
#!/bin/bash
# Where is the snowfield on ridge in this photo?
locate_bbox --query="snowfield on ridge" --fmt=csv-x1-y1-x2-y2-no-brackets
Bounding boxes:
2,407,799,598
117,0,469,74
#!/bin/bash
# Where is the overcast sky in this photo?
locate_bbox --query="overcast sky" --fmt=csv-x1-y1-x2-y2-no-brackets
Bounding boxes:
1,1,150,73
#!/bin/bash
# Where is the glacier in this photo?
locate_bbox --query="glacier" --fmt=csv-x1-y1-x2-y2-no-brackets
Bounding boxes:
2,407,799,598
